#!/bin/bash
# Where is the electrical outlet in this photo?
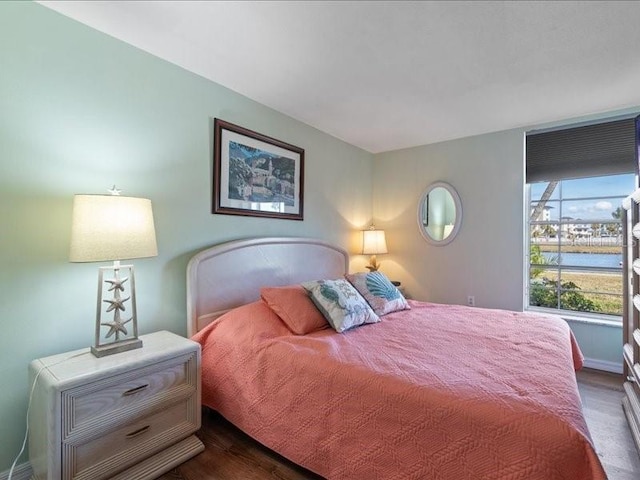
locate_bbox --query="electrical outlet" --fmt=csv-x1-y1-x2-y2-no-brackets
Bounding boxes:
467,295,475,307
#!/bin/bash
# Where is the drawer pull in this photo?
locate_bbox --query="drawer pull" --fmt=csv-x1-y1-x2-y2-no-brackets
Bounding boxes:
122,384,149,396
125,425,150,439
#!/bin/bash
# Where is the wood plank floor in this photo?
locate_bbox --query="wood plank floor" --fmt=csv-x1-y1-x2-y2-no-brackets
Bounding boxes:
577,369,640,480
160,369,640,479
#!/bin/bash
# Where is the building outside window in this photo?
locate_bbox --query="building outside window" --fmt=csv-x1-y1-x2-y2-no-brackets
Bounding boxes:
527,173,635,319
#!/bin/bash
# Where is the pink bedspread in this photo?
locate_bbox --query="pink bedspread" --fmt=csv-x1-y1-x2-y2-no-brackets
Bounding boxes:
193,300,606,480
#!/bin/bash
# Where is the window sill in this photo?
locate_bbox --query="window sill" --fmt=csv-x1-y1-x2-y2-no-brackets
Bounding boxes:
526,306,622,328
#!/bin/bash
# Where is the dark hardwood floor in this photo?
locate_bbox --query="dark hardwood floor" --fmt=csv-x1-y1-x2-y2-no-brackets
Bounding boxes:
160,409,320,480
160,369,640,480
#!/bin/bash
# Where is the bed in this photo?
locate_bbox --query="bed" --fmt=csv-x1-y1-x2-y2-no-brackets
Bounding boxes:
187,237,606,480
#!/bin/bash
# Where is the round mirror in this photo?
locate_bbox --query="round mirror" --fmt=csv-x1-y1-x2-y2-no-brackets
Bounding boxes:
417,182,462,245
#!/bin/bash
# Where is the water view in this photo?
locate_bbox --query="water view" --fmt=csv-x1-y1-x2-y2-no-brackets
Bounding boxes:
542,252,622,269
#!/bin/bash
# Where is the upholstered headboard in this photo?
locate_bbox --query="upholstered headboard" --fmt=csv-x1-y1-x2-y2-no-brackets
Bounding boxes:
186,237,349,337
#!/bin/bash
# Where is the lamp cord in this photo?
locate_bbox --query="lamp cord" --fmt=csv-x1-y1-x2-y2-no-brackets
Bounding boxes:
7,351,88,480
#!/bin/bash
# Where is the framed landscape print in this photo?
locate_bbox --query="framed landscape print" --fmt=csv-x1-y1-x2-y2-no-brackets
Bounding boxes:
213,118,304,220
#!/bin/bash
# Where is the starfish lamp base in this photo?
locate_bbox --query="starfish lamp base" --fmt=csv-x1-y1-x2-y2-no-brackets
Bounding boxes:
91,337,143,357
92,262,143,358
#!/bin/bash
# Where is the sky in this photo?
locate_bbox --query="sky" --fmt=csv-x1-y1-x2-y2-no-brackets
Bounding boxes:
530,173,636,222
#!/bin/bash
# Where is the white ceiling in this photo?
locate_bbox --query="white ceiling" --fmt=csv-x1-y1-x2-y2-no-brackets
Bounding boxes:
39,1,640,153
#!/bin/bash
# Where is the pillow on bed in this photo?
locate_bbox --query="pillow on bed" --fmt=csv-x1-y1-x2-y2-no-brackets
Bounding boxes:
260,285,329,335
345,271,410,316
302,279,380,333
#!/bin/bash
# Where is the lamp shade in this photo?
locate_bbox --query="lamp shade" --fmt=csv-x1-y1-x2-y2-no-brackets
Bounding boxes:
70,194,158,262
362,229,388,255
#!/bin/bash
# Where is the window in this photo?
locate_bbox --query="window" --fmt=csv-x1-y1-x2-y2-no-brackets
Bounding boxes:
527,173,635,318
525,116,638,319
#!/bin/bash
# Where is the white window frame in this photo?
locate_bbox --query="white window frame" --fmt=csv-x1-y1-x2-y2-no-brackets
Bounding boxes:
525,180,625,323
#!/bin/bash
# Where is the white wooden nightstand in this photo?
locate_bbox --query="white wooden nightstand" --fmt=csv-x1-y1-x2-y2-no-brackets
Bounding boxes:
28,330,204,480
391,281,408,299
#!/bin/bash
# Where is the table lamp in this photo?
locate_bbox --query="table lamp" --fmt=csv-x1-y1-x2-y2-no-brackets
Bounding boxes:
69,188,158,357
362,225,388,272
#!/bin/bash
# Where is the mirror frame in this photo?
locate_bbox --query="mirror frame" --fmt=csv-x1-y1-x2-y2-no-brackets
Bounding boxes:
417,181,462,246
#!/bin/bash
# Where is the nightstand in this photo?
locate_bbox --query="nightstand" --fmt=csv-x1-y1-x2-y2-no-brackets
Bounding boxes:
28,330,204,480
390,280,408,299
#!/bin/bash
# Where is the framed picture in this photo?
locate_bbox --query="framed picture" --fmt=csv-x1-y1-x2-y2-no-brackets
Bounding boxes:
213,118,304,220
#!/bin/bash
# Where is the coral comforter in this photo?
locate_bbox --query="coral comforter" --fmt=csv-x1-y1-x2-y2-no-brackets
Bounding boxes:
193,300,606,480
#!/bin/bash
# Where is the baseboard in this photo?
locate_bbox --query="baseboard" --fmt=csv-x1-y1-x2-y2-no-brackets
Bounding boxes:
0,462,32,480
583,357,623,374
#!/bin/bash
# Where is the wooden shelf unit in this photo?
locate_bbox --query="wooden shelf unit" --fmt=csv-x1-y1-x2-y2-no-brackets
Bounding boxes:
622,190,640,456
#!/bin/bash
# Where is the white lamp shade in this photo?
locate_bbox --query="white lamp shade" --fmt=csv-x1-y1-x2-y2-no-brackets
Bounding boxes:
362,229,388,255
70,194,158,262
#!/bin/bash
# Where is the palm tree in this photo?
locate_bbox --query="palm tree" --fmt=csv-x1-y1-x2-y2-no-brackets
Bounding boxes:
530,181,559,222
611,206,624,243
612,206,623,220
542,224,556,240
532,228,541,244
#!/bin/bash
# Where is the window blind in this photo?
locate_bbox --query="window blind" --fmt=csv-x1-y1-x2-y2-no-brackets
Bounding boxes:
526,117,638,183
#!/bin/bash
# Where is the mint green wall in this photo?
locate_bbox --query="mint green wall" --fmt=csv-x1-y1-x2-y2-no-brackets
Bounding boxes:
0,2,373,471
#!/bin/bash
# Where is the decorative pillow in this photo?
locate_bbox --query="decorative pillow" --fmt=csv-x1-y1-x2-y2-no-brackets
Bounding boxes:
345,271,410,316
260,285,329,335
301,279,380,333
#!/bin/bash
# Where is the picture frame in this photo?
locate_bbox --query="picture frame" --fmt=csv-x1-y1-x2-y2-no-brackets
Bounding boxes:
213,118,304,220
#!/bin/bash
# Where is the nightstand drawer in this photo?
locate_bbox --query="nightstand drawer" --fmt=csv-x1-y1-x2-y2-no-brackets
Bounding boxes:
63,352,197,439
63,397,198,480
